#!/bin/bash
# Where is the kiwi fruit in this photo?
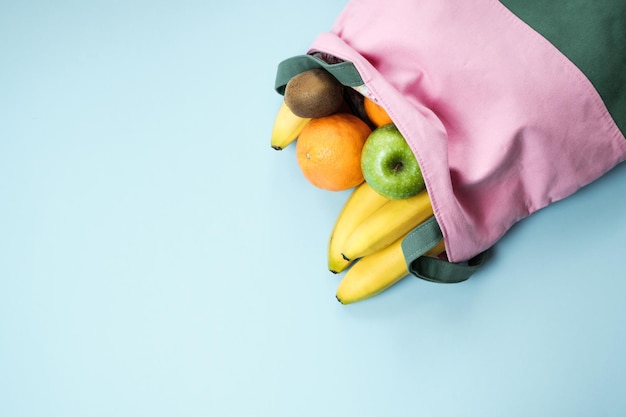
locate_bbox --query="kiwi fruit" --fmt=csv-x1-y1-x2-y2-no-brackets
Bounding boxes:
284,68,344,118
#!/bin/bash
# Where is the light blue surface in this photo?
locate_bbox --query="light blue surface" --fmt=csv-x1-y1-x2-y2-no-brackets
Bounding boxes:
2,1,626,416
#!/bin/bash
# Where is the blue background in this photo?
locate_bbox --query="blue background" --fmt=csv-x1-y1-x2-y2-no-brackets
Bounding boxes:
2,1,626,416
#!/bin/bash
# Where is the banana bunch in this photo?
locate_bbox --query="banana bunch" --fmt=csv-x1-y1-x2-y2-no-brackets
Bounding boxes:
327,181,390,274
336,236,445,305
329,182,445,304
270,101,311,150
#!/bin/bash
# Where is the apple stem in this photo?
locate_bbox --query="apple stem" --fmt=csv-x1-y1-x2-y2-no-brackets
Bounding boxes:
393,162,403,173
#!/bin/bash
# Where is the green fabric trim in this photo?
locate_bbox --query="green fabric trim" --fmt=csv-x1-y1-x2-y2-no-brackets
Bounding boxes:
274,55,364,95
401,217,487,284
499,0,626,135
410,250,489,284
401,216,443,266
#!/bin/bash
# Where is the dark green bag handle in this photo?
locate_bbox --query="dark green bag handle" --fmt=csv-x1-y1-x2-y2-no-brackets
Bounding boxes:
401,217,489,284
274,55,364,95
275,54,489,283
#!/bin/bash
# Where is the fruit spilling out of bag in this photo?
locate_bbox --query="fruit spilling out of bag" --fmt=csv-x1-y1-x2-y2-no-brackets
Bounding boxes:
269,0,626,305
271,67,444,305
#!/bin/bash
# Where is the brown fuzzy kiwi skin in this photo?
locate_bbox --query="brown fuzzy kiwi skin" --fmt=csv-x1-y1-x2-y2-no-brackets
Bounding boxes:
284,68,345,118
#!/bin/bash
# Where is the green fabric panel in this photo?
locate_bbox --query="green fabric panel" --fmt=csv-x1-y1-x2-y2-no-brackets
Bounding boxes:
499,0,626,135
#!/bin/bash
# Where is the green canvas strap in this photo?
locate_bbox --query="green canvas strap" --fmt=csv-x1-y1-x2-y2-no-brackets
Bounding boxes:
274,54,364,95
401,217,489,284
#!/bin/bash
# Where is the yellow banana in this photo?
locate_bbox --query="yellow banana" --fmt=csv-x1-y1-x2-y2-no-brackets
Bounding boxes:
328,182,390,273
336,238,445,305
340,189,434,262
270,101,311,150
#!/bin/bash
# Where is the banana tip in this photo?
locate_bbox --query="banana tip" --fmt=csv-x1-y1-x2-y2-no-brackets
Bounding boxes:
341,253,351,262
271,145,283,151
335,295,345,304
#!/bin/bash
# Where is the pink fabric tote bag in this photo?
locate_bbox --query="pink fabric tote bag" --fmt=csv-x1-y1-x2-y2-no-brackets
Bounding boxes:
274,0,626,282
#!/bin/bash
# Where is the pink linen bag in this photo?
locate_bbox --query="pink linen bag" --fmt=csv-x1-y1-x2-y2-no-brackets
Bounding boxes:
274,0,626,282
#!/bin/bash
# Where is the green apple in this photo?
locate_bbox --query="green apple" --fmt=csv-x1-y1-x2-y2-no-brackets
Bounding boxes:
360,124,425,200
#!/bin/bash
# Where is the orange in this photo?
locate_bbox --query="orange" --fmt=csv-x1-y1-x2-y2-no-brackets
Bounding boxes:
296,113,371,191
363,96,393,127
